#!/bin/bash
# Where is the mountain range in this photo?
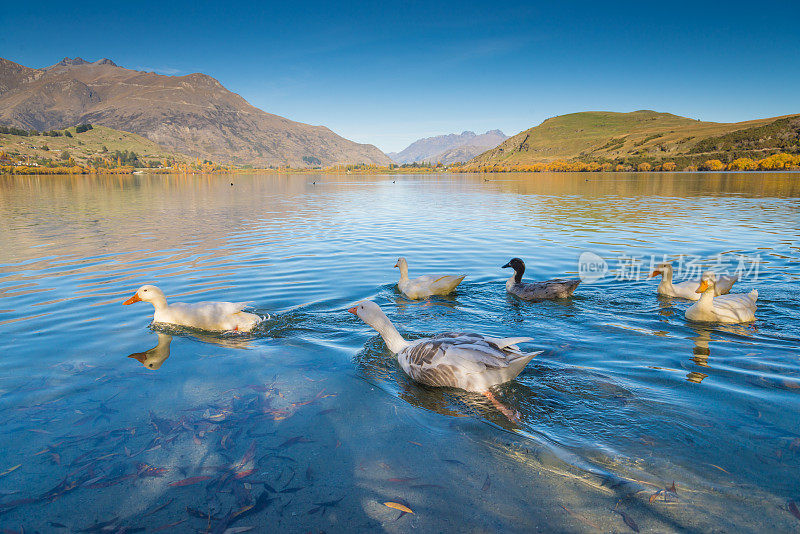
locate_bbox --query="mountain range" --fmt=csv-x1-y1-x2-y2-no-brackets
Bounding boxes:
388,130,507,164
0,57,390,167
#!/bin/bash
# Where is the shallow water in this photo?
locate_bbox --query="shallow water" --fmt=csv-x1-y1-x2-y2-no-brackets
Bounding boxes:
0,172,799,532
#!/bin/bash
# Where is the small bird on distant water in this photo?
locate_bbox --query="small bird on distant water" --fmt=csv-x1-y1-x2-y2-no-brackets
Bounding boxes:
502,258,580,300
123,285,262,332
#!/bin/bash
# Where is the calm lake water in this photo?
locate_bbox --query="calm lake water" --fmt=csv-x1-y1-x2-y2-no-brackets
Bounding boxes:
0,172,799,532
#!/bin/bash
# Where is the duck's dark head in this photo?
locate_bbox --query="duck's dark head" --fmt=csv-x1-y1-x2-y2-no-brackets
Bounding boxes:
502,257,525,282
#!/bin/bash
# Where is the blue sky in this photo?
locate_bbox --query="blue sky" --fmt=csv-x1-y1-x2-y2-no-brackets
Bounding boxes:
3,1,799,152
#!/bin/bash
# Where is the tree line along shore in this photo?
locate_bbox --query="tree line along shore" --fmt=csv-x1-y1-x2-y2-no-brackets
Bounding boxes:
2,124,799,175
4,153,800,175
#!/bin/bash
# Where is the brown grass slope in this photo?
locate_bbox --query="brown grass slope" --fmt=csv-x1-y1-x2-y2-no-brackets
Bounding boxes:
471,110,800,165
0,57,390,167
0,125,193,166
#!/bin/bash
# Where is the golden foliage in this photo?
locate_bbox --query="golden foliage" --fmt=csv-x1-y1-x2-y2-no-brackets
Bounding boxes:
727,158,757,171
700,159,726,171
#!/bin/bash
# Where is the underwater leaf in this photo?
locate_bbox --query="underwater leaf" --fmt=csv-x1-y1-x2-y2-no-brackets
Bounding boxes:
168,476,211,487
788,500,800,521
152,519,186,532
143,498,174,516
613,509,639,533
384,502,414,514
0,464,21,477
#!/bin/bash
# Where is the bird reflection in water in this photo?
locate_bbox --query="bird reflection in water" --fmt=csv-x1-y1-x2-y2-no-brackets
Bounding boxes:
686,326,712,383
392,293,461,312
128,333,172,370
127,327,254,370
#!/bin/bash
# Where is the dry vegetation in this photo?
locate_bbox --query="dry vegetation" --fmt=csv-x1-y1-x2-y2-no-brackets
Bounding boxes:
466,110,800,171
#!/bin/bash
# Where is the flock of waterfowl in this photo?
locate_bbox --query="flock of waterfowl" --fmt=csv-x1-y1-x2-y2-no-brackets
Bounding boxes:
122,256,759,415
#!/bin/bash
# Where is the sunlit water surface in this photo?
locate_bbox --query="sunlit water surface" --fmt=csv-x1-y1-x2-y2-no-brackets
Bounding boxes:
1,172,799,532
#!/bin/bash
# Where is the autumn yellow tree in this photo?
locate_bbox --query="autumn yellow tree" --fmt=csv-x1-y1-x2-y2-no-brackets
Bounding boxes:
727,158,757,171
637,162,652,172
700,159,725,171
757,153,794,170
661,161,677,171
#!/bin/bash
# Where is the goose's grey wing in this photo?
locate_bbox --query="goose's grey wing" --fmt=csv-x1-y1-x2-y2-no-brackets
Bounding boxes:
483,336,534,350
400,335,540,390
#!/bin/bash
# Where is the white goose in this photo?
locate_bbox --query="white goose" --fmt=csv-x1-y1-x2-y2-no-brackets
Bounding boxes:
651,262,738,300
685,273,757,324
123,285,262,332
395,257,465,299
349,300,540,417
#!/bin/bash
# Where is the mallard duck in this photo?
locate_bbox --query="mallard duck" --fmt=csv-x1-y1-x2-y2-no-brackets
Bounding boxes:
348,300,541,394
502,258,580,300
395,257,466,299
685,272,757,323
128,333,172,370
651,262,737,300
123,285,262,332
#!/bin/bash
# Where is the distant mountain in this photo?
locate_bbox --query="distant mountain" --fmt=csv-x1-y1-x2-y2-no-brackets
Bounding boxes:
388,130,506,164
470,110,800,166
0,57,390,167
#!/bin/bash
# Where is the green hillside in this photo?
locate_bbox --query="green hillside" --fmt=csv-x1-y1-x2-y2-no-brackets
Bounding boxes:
470,110,800,167
0,124,192,167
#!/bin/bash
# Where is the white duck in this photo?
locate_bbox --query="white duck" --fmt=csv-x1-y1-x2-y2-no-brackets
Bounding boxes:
395,257,466,300
348,300,540,417
123,285,262,332
651,262,738,300
685,272,758,324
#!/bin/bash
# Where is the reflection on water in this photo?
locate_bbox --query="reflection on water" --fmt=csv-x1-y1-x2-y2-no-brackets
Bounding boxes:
127,332,172,370
1,172,799,532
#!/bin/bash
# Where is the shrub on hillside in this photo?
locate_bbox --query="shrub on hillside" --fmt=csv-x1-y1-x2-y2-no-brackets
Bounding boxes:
700,159,725,171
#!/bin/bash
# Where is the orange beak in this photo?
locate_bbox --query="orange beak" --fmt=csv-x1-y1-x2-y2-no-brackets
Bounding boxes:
650,270,661,278
123,293,141,305
393,261,399,268
696,280,709,293
348,306,358,315
127,352,147,364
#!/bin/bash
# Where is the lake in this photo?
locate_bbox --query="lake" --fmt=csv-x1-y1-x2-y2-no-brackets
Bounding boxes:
0,172,798,532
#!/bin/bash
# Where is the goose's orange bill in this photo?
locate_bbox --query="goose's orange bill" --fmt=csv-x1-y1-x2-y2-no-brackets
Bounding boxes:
696,280,709,293
650,270,661,277
123,293,141,305
348,307,358,315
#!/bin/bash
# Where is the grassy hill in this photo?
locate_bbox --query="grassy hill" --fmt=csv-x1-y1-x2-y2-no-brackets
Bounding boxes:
0,125,192,167
469,110,800,168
